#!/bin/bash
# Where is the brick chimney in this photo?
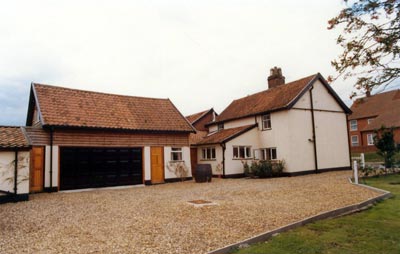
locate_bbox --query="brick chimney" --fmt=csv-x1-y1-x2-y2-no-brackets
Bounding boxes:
267,67,285,89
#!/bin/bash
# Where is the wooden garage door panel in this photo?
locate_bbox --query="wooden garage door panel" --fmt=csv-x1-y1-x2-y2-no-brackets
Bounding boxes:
60,147,143,190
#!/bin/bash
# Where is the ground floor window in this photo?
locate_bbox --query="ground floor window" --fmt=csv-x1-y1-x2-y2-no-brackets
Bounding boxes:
171,147,183,161
233,146,252,159
367,133,376,146
201,147,216,160
351,135,359,147
261,148,277,160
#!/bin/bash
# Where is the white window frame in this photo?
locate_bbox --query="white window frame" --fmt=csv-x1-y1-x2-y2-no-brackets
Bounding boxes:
367,118,374,125
233,146,252,159
350,120,358,131
218,123,224,131
261,148,277,160
367,133,375,146
171,147,183,161
201,147,216,160
351,135,359,147
262,114,271,130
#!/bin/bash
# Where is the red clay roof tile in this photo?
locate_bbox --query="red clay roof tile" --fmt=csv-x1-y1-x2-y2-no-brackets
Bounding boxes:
195,125,257,145
0,126,30,149
33,83,195,132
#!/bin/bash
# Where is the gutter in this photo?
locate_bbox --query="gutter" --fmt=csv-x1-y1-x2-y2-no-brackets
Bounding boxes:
309,86,318,173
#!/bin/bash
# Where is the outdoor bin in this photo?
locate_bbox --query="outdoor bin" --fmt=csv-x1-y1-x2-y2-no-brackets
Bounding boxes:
194,164,212,183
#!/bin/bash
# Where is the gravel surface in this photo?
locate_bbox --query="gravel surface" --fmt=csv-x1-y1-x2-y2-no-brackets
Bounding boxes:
0,171,381,254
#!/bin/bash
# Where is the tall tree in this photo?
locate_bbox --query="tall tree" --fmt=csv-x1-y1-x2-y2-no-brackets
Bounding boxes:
328,0,400,98
374,126,397,168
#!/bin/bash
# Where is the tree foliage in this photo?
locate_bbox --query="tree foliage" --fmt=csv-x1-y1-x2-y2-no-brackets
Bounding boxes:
328,0,400,98
374,126,397,168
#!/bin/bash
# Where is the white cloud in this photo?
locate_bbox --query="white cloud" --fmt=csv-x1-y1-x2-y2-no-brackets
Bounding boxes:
0,0,354,125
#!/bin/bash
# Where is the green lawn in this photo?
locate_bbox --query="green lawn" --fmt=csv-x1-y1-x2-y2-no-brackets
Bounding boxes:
233,174,400,254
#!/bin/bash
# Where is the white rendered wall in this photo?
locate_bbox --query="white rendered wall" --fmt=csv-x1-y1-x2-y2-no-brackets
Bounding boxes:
197,145,223,175
163,146,192,179
0,151,30,194
44,146,59,188
144,146,151,181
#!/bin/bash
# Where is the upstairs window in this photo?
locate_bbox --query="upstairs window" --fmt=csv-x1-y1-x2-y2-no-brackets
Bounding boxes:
218,123,224,131
350,120,358,131
233,146,252,159
261,148,277,160
202,147,216,160
367,118,374,125
262,114,271,130
351,135,359,147
367,133,376,146
171,147,183,161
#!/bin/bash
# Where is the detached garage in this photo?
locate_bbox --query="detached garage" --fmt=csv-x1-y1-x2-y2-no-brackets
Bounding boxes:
24,83,195,192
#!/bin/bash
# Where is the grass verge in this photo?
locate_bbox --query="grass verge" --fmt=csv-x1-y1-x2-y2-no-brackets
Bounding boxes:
233,174,400,254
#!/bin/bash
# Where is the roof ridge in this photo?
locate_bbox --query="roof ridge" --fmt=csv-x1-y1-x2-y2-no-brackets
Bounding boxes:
32,83,169,101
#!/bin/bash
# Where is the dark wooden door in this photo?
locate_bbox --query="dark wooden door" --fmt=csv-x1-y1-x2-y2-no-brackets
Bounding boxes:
60,147,142,190
151,147,164,184
190,148,198,177
30,146,44,192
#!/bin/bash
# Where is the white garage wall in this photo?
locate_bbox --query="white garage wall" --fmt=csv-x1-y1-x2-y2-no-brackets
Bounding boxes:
163,146,192,179
0,151,30,194
44,145,59,188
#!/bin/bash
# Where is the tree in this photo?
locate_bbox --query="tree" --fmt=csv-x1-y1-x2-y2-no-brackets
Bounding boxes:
328,0,400,98
374,126,397,168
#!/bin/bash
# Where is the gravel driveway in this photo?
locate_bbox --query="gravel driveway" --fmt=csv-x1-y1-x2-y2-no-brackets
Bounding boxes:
0,171,380,254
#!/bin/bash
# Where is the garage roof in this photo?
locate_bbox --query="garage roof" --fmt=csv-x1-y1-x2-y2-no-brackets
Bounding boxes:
0,126,30,149
27,83,195,133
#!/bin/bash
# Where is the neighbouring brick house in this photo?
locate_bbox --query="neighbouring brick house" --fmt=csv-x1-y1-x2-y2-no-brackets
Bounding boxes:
193,67,352,177
21,83,195,192
348,89,400,153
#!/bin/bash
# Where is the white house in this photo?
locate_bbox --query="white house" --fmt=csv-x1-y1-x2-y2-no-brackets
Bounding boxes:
194,67,352,176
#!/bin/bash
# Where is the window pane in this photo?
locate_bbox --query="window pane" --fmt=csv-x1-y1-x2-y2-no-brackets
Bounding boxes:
271,148,277,160
207,148,211,159
233,147,238,158
239,147,245,158
202,149,206,159
245,147,251,158
211,148,216,159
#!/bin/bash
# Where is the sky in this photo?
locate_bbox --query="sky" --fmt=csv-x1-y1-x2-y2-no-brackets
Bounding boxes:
0,0,397,126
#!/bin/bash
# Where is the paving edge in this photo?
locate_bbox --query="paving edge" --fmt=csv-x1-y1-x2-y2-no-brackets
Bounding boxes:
207,178,392,254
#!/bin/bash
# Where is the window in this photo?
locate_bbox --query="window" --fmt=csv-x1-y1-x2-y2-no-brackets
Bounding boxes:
351,135,359,147
202,147,216,160
367,133,376,146
350,120,358,131
171,147,183,161
233,146,252,159
367,118,374,125
261,148,277,160
262,114,271,130
218,123,224,131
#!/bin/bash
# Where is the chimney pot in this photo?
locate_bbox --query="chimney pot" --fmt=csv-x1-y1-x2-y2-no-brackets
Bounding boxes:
268,66,285,89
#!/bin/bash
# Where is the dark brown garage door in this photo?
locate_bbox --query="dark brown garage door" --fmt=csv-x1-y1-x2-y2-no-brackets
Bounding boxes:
60,147,142,190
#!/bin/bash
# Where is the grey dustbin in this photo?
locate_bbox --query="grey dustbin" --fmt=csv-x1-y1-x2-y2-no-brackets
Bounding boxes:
194,164,212,183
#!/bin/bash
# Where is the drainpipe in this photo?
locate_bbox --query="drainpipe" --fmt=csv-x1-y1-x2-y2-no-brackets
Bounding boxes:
309,86,318,173
49,127,54,191
221,143,226,177
345,114,352,169
14,149,18,195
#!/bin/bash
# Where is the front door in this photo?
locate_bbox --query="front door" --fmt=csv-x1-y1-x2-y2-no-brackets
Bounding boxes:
190,148,198,177
151,147,164,184
30,146,44,192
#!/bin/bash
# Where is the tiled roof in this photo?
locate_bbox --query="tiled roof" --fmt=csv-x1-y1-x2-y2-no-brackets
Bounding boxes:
215,74,317,123
32,83,195,132
189,131,208,145
186,109,211,124
195,125,257,145
0,126,30,149
350,90,400,131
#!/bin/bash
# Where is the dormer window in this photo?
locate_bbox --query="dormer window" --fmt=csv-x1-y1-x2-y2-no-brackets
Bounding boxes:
367,118,374,125
218,123,224,131
262,114,271,130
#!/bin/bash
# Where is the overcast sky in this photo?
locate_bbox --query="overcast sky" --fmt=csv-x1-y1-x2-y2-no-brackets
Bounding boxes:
0,0,397,126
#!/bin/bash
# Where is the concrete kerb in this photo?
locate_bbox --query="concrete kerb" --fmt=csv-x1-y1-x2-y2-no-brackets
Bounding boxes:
207,179,392,254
